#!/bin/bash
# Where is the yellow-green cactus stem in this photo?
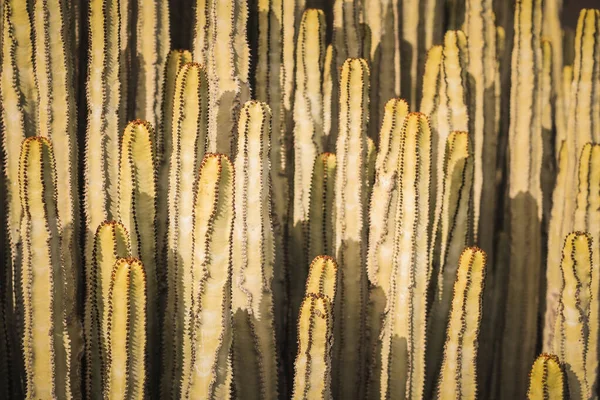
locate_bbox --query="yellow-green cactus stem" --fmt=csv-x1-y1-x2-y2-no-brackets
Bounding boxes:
500,0,544,397
543,141,569,352
540,39,555,226
292,293,333,400
19,137,72,400
84,221,131,399
308,153,336,262
364,0,401,141
117,119,157,387
192,0,251,154
133,0,170,130
552,232,598,399
527,354,565,400
231,101,277,400
305,256,338,302
323,44,333,146
105,258,147,400
464,0,498,243
291,9,327,296
437,247,487,400
184,153,234,399
426,131,473,397
161,61,209,400
573,144,600,265
333,58,370,400
557,65,573,150
365,99,409,395
376,112,431,400
366,137,376,201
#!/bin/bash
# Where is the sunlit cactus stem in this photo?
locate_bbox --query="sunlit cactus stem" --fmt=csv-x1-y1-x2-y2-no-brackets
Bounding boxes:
161,61,209,400
333,57,370,400
231,101,278,400
527,354,565,400
305,256,338,302
552,232,598,400
426,131,473,397
117,119,157,387
436,247,486,400
185,153,234,399
19,137,72,400
377,112,431,400
84,221,131,399
105,258,147,400
308,153,336,262
292,293,334,400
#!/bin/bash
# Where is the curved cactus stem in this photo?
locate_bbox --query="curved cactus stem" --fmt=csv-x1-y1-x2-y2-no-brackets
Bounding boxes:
105,258,147,400
305,256,338,302
133,0,170,130
84,221,131,399
292,293,333,400
308,153,337,261
377,112,431,400
19,137,72,400
426,131,474,397
161,61,209,400
231,101,278,400
333,58,370,400
185,154,234,400
527,354,565,400
553,232,598,399
436,247,486,400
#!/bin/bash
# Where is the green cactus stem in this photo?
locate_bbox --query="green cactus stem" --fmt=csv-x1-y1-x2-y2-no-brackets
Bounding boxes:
308,153,337,262
527,354,565,400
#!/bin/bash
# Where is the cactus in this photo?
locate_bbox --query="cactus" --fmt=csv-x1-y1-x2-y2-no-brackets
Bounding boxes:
500,0,544,397
105,258,147,400
292,293,333,400
375,112,431,400
161,61,209,399
192,0,251,154
133,0,170,130
19,137,72,399
84,221,131,399
540,39,555,225
322,44,334,146
308,153,336,262
527,354,565,400
231,101,277,399
552,232,598,399
305,256,338,302
437,247,486,400
333,57,370,400
426,131,473,396
184,153,234,399
557,65,573,149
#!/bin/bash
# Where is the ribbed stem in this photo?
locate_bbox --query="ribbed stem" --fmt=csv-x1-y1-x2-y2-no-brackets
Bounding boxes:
308,153,336,262
305,256,338,302
527,354,565,400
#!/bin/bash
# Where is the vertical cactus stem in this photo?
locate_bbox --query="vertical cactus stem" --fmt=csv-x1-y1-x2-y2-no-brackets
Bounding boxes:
501,0,544,397
292,293,333,400
308,153,337,261
437,247,487,400
231,101,277,400
322,44,333,146
334,57,369,400
19,137,72,400
573,144,600,262
292,9,326,293
117,119,157,384
105,258,147,400
527,354,565,400
540,39,555,226
366,137,376,201
161,61,209,399
543,141,569,352
426,131,473,397
553,232,598,399
464,0,497,241
379,112,431,400
186,154,234,399
557,65,573,150
305,256,338,302
543,0,566,144
193,0,251,154
134,0,170,130
84,221,131,399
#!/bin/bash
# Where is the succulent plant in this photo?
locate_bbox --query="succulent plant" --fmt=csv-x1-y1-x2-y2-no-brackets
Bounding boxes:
527,353,565,400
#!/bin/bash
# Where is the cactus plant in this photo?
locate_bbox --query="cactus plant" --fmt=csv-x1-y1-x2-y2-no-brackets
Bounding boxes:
292,293,333,400
552,232,598,399
527,354,565,400
105,258,147,400
308,153,336,262
305,256,338,302
436,247,486,400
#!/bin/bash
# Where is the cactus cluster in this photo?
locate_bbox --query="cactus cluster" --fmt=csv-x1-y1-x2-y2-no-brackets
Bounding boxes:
1,0,600,399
